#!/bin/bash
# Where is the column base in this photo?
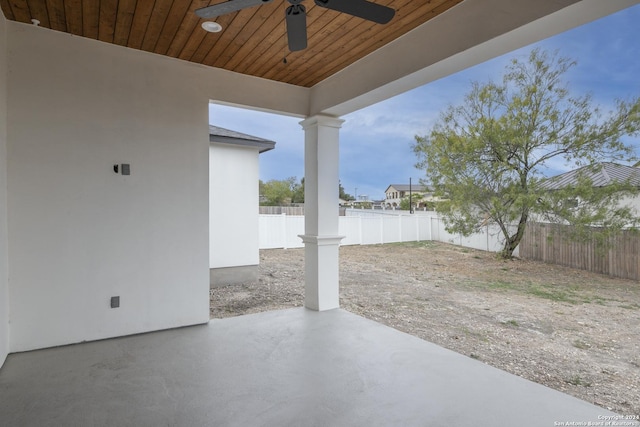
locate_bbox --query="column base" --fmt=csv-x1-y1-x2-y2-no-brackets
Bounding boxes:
298,234,345,311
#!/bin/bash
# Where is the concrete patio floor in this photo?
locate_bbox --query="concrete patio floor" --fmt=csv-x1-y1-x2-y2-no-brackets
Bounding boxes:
0,308,628,427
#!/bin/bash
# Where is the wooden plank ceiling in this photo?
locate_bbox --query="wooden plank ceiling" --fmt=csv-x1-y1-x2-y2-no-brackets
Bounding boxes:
0,0,463,87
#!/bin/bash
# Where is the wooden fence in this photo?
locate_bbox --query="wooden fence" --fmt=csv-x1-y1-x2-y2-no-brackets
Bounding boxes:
519,222,640,281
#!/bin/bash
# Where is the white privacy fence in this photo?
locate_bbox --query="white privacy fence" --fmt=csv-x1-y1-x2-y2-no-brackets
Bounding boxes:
259,211,518,255
259,214,305,249
339,215,431,245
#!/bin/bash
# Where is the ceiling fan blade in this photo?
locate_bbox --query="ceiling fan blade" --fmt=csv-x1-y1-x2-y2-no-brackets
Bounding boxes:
196,0,273,19
286,4,307,52
314,0,394,24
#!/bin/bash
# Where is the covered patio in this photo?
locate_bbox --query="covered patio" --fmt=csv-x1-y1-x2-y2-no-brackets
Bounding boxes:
1,0,640,424
0,308,617,426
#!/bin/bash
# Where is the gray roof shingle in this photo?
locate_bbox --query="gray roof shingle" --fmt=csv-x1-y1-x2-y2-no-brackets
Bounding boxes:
541,162,640,190
385,184,429,193
209,125,276,153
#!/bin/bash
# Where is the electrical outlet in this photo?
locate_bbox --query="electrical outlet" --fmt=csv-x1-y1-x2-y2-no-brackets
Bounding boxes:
110,296,120,308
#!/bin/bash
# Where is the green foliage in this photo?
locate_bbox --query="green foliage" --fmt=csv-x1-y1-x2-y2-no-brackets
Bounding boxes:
399,197,412,210
538,167,640,246
566,375,592,387
504,319,519,327
339,180,355,201
399,194,423,211
260,177,298,206
259,177,353,205
291,177,305,204
413,48,640,258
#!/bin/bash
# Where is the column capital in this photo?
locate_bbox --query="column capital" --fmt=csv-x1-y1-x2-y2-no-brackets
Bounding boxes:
299,114,345,130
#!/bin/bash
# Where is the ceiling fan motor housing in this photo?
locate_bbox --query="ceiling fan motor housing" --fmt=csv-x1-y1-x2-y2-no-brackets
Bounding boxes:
195,0,395,51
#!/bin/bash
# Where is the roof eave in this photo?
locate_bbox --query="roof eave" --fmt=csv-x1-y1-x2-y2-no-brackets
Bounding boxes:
210,135,276,153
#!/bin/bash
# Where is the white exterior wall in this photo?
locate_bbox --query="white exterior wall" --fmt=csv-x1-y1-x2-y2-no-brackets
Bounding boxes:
209,144,259,269
620,194,640,216
5,24,213,352
0,13,9,366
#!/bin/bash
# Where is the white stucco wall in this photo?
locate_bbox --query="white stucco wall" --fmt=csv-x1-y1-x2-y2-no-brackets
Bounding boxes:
620,194,640,215
5,23,213,352
0,12,10,366
209,144,260,269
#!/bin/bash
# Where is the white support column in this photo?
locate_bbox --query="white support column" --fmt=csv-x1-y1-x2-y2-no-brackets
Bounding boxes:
299,115,345,311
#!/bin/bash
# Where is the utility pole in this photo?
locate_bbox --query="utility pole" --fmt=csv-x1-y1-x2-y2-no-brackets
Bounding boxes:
409,177,413,214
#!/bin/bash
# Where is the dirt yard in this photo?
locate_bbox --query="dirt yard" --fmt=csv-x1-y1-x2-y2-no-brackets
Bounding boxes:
210,241,640,417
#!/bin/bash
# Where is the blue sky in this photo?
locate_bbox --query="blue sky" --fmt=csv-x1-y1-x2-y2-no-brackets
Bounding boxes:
209,4,640,201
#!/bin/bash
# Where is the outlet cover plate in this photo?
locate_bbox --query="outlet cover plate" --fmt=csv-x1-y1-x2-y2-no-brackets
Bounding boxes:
110,296,120,308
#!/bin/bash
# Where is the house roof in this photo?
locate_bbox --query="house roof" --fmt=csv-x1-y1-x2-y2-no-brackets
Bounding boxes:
541,162,640,190
209,125,276,153
385,184,429,193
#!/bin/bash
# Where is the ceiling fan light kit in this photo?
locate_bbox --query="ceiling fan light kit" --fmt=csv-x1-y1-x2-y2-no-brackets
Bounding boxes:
196,0,395,52
201,21,223,32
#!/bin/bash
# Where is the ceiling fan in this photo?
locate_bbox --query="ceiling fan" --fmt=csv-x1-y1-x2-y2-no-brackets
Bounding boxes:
195,0,395,52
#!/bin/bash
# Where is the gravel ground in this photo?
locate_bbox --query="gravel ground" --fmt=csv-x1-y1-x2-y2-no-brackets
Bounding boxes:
210,241,640,417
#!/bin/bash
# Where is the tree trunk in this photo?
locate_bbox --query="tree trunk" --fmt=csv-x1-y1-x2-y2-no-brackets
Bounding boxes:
499,215,528,259
500,237,519,259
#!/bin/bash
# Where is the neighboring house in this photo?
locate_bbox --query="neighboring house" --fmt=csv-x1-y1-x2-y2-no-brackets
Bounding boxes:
342,198,386,209
353,194,371,205
540,162,640,217
384,184,440,208
372,200,386,209
385,184,429,207
209,126,275,286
